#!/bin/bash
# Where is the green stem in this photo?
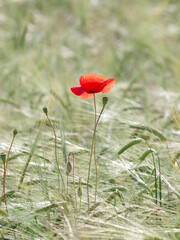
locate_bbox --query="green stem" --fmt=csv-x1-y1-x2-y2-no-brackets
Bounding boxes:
67,174,68,195
93,95,98,206
2,163,8,214
46,114,65,192
78,177,82,214
79,180,82,214
18,126,42,190
0,135,15,210
6,136,15,169
156,153,162,206
87,95,106,211
0,233,5,240
145,142,157,204
79,196,82,214
72,153,77,214
152,155,157,204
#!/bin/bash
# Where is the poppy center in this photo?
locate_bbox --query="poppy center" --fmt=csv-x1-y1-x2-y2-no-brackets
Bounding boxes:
85,89,95,93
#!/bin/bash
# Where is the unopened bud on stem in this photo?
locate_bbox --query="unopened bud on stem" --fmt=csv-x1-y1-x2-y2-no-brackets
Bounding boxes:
0,153,6,164
42,107,48,115
77,177,82,197
13,129,18,137
102,97,108,106
66,161,72,175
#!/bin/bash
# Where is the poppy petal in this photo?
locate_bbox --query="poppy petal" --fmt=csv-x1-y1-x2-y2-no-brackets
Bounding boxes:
79,74,107,93
70,86,94,99
93,78,115,93
71,86,85,96
101,78,115,93
79,92,94,99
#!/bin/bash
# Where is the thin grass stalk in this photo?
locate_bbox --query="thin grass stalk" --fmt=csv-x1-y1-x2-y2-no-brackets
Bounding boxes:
156,153,162,206
0,233,5,240
18,123,44,190
67,174,69,195
145,142,158,204
72,153,77,214
78,177,82,214
66,155,72,196
151,154,158,204
4,138,15,212
149,175,159,197
79,193,82,214
46,114,65,193
0,132,16,212
5,134,15,169
0,153,17,239
2,162,8,214
61,124,67,164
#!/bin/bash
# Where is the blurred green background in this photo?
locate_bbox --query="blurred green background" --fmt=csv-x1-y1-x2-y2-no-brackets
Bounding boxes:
1,0,180,98
1,0,180,133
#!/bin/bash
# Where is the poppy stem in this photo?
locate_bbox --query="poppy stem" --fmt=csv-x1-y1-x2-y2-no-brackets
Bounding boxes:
87,95,107,212
67,174,68,195
0,130,17,213
5,134,16,170
93,94,98,207
72,153,78,214
2,162,8,214
78,177,82,214
46,113,65,193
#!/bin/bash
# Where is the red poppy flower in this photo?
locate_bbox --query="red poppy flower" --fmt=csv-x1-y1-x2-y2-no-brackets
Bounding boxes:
70,74,115,99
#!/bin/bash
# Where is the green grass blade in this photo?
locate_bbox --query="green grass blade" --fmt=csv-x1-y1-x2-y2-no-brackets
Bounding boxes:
130,124,166,141
118,138,143,155
18,122,44,190
139,149,154,163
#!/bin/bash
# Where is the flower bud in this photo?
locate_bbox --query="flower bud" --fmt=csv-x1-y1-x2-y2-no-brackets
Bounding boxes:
77,187,82,197
66,161,72,175
13,129,18,137
42,107,48,115
77,177,82,197
0,153,6,164
102,97,108,106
